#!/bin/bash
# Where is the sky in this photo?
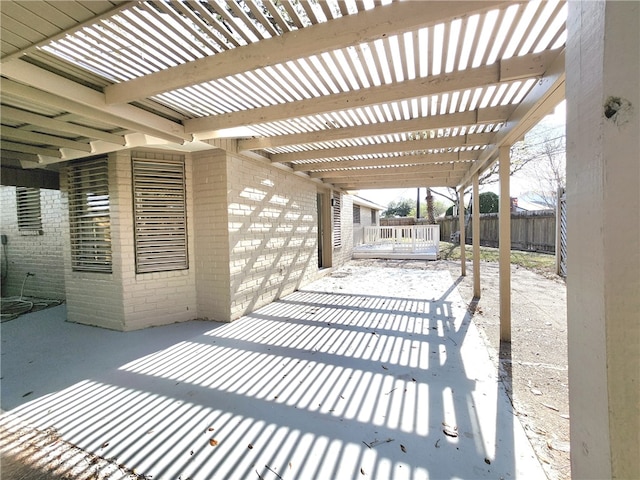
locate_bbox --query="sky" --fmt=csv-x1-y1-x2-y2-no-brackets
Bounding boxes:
357,100,566,209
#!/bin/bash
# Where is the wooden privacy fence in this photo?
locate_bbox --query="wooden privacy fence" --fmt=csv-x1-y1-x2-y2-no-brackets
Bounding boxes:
436,211,556,253
381,212,557,253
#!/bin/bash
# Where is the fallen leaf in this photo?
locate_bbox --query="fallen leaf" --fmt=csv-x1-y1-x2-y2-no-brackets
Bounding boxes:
209,438,218,447
435,439,441,448
208,427,215,432
289,462,292,469
22,391,33,398
248,444,253,449
484,458,491,465
101,442,109,449
381,365,388,370
360,467,365,475
400,444,406,453
548,440,570,453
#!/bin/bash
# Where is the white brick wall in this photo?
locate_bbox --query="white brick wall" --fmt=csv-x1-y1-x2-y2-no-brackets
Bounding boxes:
0,185,66,299
62,151,198,331
6,148,360,329
226,152,320,320
61,155,125,330
192,150,232,322
119,151,197,331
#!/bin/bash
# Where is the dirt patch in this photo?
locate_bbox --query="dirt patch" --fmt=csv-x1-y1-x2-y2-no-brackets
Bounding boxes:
350,258,570,480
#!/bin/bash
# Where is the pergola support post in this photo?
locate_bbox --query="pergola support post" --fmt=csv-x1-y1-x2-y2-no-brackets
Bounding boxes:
472,173,481,298
567,2,639,477
459,187,466,276
499,146,511,342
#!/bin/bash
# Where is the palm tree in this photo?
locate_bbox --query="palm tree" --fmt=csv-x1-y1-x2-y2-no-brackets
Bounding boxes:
426,188,436,224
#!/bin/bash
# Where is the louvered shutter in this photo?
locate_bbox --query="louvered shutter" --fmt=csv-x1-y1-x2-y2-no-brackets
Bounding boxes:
68,158,112,272
16,187,42,233
133,157,188,274
333,193,341,248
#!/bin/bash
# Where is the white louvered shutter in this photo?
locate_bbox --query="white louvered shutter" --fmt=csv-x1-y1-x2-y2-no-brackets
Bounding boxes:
133,157,188,274
16,187,42,233
333,192,341,248
68,158,112,272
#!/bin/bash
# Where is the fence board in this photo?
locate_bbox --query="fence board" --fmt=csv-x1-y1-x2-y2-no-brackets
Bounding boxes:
382,211,557,253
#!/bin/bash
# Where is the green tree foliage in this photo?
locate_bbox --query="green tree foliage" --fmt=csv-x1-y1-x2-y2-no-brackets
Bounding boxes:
383,198,414,217
478,191,499,213
445,191,499,216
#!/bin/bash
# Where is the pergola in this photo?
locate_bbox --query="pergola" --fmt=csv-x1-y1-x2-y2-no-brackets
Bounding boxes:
1,1,565,187
4,2,637,478
1,0,566,339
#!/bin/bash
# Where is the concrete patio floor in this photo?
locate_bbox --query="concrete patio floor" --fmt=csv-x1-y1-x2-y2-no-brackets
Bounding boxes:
1,264,544,479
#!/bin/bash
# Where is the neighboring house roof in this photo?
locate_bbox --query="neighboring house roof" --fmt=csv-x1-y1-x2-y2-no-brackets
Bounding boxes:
516,191,556,211
351,195,386,211
513,199,554,212
1,1,566,193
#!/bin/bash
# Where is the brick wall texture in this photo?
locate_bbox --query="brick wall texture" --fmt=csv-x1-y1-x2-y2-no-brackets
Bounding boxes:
5,147,356,329
0,186,66,299
226,152,321,320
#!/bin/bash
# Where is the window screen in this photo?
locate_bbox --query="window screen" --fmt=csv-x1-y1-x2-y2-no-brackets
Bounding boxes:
68,158,112,272
133,157,188,274
16,187,42,234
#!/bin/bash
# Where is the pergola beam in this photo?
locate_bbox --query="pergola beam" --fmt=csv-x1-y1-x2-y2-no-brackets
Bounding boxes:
1,106,126,145
335,178,460,189
185,50,557,133
239,106,513,150
459,49,565,187
293,151,477,171
1,60,190,143
105,1,510,105
330,171,460,183
1,126,92,152
310,162,470,179
1,140,61,158
271,133,492,163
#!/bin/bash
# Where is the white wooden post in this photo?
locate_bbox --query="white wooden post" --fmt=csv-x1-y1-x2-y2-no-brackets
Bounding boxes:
499,146,511,342
459,188,466,276
473,173,481,298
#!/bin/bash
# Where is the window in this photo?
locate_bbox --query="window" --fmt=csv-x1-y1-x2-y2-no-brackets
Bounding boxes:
332,192,341,248
353,205,361,224
68,158,112,272
133,157,188,273
371,210,377,225
16,187,42,234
